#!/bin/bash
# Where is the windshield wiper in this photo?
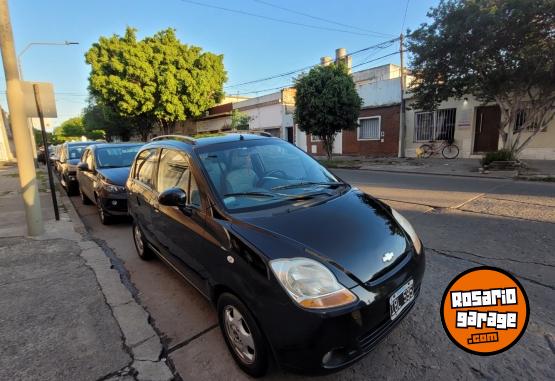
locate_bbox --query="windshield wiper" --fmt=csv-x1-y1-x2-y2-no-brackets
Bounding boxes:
223,192,277,199
271,181,345,191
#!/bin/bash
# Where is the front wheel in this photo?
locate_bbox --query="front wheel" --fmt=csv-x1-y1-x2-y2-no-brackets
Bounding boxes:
132,222,153,260
96,196,112,225
442,144,459,159
218,293,269,378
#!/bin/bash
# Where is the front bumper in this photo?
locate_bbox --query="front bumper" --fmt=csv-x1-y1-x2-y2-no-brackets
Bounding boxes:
98,191,128,215
262,248,425,374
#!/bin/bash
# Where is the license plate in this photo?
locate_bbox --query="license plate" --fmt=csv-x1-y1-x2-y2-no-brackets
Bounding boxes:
389,279,415,320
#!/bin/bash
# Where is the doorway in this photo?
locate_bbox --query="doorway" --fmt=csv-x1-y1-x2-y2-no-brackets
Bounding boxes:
286,126,294,143
474,106,500,153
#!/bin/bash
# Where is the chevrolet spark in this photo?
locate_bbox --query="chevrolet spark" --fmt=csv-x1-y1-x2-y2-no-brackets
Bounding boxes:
127,134,425,377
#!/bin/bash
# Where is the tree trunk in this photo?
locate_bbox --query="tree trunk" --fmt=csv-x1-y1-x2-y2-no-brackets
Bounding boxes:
322,134,335,161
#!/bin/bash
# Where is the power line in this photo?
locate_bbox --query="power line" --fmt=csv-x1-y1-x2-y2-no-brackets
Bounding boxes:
252,0,393,37
225,38,399,89
179,0,386,37
351,51,401,69
401,0,410,32
236,51,402,96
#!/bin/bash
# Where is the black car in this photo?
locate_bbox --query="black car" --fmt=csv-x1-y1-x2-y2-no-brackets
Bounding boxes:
76,143,143,224
127,134,425,377
58,141,104,195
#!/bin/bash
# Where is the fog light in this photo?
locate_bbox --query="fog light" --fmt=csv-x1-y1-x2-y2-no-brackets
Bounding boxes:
111,200,118,206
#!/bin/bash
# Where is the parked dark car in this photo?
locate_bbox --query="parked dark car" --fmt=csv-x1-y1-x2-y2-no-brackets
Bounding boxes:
77,143,143,224
58,141,104,195
127,134,425,377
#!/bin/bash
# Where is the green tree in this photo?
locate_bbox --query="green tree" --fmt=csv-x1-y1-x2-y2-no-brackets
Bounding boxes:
83,102,134,141
230,109,251,131
294,63,362,159
60,117,85,139
407,0,555,156
85,27,227,136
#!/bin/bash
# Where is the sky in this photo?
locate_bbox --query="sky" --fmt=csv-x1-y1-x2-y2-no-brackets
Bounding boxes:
0,0,439,131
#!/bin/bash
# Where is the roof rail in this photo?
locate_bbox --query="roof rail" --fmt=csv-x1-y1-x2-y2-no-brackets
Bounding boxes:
150,135,196,144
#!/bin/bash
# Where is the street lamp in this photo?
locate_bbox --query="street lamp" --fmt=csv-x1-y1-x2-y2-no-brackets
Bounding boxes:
17,41,79,77
16,41,79,165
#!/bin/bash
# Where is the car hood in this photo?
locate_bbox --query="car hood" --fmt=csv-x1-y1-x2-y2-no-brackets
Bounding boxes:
97,167,131,186
233,190,409,284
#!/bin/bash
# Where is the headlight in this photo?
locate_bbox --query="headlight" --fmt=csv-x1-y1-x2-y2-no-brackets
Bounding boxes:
103,183,126,193
391,209,422,254
269,258,357,309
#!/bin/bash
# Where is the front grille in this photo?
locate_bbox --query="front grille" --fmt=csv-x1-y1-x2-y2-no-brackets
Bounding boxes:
357,285,420,353
365,249,412,288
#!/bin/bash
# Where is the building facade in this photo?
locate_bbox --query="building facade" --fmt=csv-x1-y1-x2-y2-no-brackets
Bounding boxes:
403,95,555,160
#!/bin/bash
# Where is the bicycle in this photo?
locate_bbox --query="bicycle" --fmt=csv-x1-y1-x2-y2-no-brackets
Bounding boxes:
418,140,460,159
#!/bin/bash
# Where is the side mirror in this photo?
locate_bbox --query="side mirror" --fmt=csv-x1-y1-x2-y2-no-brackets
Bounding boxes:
158,187,187,207
77,162,89,171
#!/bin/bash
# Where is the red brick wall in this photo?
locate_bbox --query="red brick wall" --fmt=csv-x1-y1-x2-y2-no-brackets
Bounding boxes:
342,104,400,157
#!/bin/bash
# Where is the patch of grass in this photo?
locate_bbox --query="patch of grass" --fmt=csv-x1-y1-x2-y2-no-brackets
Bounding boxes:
318,159,362,169
2,173,19,178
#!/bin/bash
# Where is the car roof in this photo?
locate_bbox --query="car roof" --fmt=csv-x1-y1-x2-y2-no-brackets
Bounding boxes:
143,133,272,153
64,141,103,146
90,142,144,150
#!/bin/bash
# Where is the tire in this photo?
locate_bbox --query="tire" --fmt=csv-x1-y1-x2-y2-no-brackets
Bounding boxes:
96,196,112,225
442,144,460,159
419,144,433,158
80,188,92,205
217,293,269,378
132,222,154,260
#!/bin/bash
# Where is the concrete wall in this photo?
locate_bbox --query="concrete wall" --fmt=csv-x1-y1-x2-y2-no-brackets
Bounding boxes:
357,78,401,109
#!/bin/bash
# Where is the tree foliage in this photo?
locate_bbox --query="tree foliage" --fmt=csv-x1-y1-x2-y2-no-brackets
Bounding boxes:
85,27,227,136
83,102,134,141
407,0,555,155
294,63,362,159
230,109,251,130
59,117,85,139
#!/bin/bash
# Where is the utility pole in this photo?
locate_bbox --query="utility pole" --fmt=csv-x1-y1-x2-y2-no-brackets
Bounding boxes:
0,0,44,235
398,33,406,158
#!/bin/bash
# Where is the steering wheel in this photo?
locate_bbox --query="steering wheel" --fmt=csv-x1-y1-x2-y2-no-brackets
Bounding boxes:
256,169,288,187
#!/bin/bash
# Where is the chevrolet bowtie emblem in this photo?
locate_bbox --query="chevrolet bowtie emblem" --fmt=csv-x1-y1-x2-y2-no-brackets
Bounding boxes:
382,252,395,262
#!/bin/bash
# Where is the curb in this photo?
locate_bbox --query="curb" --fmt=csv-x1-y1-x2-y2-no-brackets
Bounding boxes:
331,166,513,180
55,180,174,381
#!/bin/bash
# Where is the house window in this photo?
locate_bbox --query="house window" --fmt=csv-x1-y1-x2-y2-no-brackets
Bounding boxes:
310,134,322,142
358,116,381,140
514,109,543,132
414,108,456,142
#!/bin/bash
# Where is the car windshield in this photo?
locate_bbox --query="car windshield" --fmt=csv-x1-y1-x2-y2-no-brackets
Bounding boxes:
196,139,346,212
68,145,88,160
96,145,142,168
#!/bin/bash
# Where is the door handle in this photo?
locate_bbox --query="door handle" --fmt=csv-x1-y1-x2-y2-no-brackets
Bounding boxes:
479,113,483,134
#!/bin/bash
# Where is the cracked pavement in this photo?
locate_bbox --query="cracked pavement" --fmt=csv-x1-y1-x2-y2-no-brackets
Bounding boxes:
68,168,555,380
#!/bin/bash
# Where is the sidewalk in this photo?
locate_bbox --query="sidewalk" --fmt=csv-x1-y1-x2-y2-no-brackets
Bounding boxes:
0,164,173,381
319,156,555,180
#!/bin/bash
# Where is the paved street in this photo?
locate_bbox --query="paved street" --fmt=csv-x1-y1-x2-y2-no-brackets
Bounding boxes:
68,169,555,380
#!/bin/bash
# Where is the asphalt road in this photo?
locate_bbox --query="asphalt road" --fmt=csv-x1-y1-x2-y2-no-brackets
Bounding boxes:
68,169,555,380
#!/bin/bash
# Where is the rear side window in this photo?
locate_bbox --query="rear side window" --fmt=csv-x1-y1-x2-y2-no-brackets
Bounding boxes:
134,149,158,188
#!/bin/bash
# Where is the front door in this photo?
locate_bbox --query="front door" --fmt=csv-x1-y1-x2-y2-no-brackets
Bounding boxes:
474,106,501,153
153,148,210,295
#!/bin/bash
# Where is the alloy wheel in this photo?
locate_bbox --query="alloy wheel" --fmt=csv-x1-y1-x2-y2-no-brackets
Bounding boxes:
223,305,256,364
133,224,144,256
